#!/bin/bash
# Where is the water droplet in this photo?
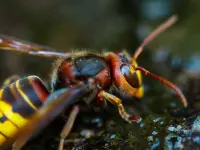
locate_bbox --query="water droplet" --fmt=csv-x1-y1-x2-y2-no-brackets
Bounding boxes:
110,134,116,139
152,131,158,135
153,117,161,123
168,126,176,131
147,136,153,142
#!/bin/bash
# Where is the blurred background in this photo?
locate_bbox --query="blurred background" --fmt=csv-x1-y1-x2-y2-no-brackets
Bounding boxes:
0,0,199,93
1,1,200,149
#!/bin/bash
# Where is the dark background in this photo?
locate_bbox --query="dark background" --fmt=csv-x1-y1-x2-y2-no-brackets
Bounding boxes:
0,0,199,84
1,1,200,149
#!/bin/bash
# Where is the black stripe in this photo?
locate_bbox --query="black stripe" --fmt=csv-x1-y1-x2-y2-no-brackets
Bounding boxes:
11,81,36,117
21,78,43,108
1,87,16,104
0,108,20,129
0,115,7,123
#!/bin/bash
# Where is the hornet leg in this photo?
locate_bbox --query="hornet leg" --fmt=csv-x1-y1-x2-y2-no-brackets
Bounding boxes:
12,134,29,150
58,105,80,150
97,90,141,123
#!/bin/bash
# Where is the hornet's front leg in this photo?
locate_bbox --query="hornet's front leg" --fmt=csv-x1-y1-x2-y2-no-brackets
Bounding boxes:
97,90,141,123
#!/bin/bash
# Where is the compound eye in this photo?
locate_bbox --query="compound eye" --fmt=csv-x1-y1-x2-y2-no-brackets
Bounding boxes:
120,64,140,88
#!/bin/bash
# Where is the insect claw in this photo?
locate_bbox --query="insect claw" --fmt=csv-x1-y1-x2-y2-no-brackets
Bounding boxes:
118,103,141,124
128,115,142,124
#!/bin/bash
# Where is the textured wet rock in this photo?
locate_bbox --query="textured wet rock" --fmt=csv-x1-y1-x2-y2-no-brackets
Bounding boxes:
71,111,200,150
164,114,200,149
73,132,147,150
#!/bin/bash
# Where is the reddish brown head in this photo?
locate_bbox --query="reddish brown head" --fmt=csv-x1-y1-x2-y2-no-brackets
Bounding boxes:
107,52,144,98
107,15,188,107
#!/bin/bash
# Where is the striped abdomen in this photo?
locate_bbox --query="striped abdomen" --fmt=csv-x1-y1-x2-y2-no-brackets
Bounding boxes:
0,76,49,146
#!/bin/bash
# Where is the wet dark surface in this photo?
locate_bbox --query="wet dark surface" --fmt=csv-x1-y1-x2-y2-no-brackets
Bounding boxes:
20,58,200,150
1,1,200,150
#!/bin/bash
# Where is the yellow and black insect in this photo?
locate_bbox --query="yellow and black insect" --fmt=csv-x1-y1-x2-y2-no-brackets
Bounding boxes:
0,15,187,150
0,75,95,150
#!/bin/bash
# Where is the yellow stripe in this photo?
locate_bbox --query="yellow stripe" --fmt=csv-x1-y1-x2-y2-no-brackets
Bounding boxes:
0,119,18,138
0,100,28,129
0,133,7,145
16,80,37,110
0,102,19,140
0,111,3,119
0,89,3,99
